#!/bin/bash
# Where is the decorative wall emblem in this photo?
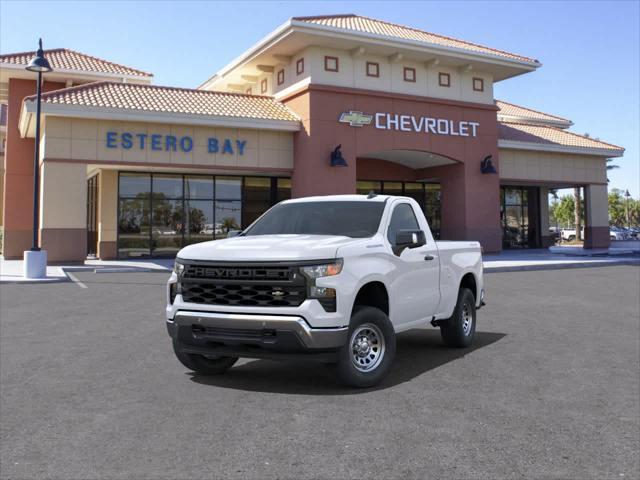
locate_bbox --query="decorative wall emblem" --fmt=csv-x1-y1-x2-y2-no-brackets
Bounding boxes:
338,111,373,127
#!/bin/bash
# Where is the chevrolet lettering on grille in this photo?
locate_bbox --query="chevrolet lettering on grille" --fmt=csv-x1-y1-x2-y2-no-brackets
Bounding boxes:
186,265,290,281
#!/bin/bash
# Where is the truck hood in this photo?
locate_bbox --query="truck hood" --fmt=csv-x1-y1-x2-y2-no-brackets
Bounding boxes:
177,234,359,262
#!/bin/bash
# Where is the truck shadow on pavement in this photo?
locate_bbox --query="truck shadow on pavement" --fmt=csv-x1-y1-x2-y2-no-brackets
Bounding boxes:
189,330,506,394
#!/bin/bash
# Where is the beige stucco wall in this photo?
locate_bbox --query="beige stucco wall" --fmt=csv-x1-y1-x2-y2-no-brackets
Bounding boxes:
499,149,608,185
98,169,118,243
271,46,494,104
42,118,294,170
585,184,609,227
39,161,86,229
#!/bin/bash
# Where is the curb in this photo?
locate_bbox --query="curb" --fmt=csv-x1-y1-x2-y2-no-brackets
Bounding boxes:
485,259,640,273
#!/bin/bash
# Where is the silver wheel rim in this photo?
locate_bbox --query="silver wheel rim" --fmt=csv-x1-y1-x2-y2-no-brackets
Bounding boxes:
350,323,385,372
462,303,473,336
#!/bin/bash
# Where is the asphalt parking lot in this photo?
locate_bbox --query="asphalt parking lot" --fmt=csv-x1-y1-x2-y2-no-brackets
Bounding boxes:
1,266,639,480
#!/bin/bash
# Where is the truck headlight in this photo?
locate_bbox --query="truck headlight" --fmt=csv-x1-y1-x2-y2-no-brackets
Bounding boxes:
173,260,185,276
300,259,343,279
300,260,342,312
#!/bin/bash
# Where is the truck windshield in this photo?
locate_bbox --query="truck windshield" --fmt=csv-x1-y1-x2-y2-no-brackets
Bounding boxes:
243,201,385,238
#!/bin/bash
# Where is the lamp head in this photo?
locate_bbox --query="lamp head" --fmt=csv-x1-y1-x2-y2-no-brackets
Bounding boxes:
330,144,348,167
26,39,53,73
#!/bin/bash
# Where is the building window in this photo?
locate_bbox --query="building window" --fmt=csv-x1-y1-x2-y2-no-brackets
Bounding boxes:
356,180,441,239
403,67,416,82
500,186,540,249
473,77,484,92
117,173,291,258
245,87,252,95
324,56,339,72
296,58,304,75
366,62,379,78
260,78,268,94
438,72,450,87
277,69,285,86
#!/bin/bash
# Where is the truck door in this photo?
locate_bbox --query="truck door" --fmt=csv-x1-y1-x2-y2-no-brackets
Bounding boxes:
385,201,440,327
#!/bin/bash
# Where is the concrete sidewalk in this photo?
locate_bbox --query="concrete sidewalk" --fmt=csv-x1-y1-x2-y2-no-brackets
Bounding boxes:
2,250,638,283
482,249,639,273
0,257,173,284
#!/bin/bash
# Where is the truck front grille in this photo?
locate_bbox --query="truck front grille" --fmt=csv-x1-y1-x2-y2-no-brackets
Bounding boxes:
180,263,306,307
181,282,305,307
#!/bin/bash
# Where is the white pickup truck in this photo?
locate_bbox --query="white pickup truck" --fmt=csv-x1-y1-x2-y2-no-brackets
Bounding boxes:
166,194,484,387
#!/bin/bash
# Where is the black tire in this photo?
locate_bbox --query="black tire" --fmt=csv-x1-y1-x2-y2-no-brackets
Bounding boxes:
336,306,396,388
440,288,476,348
568,235,576,242
172,339,238,375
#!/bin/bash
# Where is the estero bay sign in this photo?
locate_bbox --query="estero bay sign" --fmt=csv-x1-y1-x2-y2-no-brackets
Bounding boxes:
106,131,248,155
339,111,480,137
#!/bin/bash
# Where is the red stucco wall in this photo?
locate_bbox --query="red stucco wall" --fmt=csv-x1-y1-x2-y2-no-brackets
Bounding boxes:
283,84,502,252
2,78,66,259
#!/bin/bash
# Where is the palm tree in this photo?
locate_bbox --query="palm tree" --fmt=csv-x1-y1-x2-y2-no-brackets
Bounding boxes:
606,158,619,182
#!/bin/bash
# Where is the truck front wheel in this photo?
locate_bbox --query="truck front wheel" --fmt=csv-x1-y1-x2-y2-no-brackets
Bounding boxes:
440,288,476,348
336,306,396,388
172,339,238,375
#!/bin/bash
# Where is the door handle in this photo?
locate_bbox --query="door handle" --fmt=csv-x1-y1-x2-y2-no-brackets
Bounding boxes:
424,255,435,261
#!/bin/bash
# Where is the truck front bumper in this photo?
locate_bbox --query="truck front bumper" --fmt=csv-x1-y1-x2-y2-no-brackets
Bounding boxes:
167,311,348,361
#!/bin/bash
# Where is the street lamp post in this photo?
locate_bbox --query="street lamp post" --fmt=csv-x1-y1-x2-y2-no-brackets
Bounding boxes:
23,39,52,279
552,190,559,244
625,190,631,230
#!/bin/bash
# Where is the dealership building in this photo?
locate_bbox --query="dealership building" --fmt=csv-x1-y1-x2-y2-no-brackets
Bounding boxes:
0,14,624,261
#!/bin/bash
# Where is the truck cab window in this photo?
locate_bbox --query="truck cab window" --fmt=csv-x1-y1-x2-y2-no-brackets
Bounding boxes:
387,203,420,244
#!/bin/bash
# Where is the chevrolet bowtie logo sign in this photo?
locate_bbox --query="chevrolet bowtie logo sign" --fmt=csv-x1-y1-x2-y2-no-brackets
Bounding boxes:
339,111,373,127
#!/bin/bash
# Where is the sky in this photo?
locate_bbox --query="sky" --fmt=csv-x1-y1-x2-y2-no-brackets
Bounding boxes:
1,0,638,197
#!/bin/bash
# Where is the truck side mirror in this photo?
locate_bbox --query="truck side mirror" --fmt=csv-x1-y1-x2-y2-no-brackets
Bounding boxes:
394,229,426,255
227,230,242,238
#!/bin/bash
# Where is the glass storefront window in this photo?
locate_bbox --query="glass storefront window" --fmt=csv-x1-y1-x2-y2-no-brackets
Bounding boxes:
404,183,424,206
355,179,441,239
382,181,403,196
276,178,291,203
243,177,272,227
501,186,538,249
119,173,150,198
117,173,289,257
356,181,381,195
216,177,242,200
185,200,215,245
153,174,183,199
118,197,151,258
152,199,184,257
216,201,242,238
185,176,214,199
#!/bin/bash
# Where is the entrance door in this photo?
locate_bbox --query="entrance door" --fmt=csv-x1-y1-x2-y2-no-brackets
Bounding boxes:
86,175,99,257
501,186,540,248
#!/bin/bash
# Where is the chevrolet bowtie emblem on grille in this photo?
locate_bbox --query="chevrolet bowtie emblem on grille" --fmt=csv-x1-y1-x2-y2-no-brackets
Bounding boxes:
339,111,373,127
271,290,285,297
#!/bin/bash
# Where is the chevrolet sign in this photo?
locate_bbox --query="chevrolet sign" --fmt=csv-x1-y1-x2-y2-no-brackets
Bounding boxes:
338,111,373,127
338,111,480,137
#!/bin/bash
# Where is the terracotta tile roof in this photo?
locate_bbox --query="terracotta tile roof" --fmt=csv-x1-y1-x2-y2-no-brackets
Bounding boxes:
0,48,152,78
293,14,539,64
496,100,572,126
498,122,624,154
27,81,299,122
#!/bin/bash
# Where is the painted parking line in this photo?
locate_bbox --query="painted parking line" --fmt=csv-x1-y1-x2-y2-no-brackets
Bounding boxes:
66,271,88,289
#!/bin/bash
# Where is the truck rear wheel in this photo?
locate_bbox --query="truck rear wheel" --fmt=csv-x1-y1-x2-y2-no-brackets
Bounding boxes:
336,306,396,388
440,288,476,348
172,339,238,375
